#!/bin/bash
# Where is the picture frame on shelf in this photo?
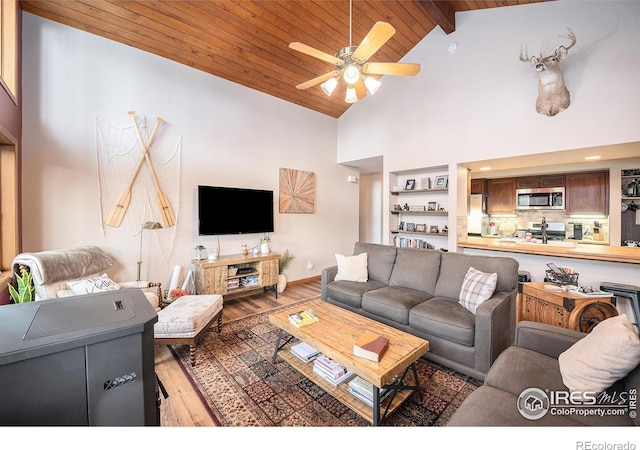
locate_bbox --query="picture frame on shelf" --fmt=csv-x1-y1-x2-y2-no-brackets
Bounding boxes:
430,225,439,233
406,223,416,232
427,201,439,212
415,223,426,232
420,177,430,190
434,175,448,188
405,179,416,190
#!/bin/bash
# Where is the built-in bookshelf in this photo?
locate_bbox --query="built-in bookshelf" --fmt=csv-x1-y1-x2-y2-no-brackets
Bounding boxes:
389,166,449,250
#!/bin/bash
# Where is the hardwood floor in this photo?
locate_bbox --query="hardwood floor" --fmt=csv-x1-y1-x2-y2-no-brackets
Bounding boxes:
154,277,321,426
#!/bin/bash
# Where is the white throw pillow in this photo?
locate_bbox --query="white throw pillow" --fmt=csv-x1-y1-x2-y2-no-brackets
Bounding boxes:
558,314,640,396
334,253,368,282
458,266,497,314
67,274,121,295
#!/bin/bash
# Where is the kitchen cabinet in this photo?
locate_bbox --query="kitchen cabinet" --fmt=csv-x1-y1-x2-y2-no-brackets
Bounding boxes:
470,178,487,194
565,171,609,215
487,178,516,214
516,175,565,189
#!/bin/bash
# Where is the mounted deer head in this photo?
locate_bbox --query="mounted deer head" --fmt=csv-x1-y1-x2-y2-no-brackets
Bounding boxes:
520,28,576,116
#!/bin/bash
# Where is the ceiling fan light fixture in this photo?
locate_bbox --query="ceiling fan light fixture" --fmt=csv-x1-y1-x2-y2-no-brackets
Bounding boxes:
363,75,381,95
320,76,338,96
343,64,360,84
345,84,358,103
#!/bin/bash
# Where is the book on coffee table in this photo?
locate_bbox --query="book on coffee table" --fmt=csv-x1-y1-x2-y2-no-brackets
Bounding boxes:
288,309,319,328
353,330,389,362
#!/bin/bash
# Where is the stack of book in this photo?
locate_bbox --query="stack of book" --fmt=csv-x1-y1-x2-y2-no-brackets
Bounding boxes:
288,309,319,328
312,354,354,386
348,376,393,407
290,342,320,363
240,274,259,287
227,279,240,290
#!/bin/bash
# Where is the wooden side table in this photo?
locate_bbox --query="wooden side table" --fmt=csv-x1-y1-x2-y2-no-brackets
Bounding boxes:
518,282,618,333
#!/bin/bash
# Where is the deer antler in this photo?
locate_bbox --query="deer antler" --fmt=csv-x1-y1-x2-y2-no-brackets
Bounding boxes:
558,27,576,53
519,44,531,62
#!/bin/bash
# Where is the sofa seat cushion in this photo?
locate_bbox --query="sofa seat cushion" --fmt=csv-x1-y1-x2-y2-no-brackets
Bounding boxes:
325,280,387,309
409,297,475,346
485,346,567,397
446,386,579,426
362,287,431,324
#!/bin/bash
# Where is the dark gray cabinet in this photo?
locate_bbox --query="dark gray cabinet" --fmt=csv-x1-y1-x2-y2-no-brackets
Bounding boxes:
0,289,158,426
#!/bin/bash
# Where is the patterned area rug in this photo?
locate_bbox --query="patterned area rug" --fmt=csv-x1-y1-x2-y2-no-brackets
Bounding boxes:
171,297,481,426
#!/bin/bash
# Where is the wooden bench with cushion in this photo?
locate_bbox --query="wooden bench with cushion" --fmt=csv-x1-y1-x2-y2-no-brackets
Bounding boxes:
154,294,223,366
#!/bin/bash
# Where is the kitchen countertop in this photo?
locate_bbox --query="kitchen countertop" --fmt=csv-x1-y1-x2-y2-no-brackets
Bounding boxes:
458,237,640,265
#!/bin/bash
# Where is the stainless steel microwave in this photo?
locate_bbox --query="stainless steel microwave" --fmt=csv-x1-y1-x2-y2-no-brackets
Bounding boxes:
516,187,565,210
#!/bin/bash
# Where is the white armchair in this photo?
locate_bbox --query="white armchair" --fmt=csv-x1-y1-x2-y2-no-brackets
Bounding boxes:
11,246,162,311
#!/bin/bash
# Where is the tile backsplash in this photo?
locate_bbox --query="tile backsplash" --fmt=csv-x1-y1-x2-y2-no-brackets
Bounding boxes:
487,211,609,242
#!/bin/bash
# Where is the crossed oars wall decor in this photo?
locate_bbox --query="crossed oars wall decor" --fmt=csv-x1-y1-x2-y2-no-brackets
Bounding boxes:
105,112,176,228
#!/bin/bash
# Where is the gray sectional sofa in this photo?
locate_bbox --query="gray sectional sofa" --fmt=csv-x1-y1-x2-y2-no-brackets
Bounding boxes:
320,242,519,380
448,321,640,426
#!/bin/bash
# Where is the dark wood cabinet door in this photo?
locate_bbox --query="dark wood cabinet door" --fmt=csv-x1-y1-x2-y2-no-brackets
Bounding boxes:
565,171,609,215
471,178,487,194
487,178,516,214
539,174,565,188
516,176,539,189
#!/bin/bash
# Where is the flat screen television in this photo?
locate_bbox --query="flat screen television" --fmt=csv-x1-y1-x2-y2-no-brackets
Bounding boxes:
198,185,274,235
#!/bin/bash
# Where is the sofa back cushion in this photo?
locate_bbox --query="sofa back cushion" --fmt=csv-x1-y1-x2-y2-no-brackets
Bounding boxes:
389,248,441,295
353,242,397,285
434,252,518,299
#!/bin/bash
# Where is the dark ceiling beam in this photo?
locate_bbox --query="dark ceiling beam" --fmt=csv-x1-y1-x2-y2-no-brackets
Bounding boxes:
415,0,456,35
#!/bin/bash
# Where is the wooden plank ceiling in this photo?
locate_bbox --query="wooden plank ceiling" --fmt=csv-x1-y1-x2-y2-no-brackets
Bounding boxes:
21,0,550,118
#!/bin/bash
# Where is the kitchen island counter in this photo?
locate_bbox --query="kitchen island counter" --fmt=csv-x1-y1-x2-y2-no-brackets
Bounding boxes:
458,237,640,265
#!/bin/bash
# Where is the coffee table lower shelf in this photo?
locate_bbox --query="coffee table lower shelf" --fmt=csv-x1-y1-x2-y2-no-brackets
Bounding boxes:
276,342,418,425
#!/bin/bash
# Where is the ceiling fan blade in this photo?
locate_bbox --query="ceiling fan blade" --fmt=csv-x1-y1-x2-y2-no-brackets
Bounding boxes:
295,70,341,90
289,42,343,65
352,22,396,63
355,78,366,99
363,62,421,76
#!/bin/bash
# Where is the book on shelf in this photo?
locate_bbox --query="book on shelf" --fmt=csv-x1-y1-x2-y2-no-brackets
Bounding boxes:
313,355,350,380
290,342,320,362
312,365,354,386
347,376,393,406
288,309,319,328
353,330,389,362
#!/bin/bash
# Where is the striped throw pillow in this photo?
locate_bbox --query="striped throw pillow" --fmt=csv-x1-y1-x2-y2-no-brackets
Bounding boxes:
459,266,497,314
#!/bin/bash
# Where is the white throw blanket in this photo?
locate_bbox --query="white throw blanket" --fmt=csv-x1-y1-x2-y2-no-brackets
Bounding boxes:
12,246,114,286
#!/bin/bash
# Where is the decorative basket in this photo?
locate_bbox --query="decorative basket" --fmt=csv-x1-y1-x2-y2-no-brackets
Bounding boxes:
545,269,579,286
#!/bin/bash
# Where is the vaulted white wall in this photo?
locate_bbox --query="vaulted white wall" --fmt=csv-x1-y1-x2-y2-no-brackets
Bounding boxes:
338,1,640,169
21,13,359,286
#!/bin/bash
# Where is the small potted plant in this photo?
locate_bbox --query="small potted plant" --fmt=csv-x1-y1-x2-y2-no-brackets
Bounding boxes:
259,235,271,254
9,267,36,304
277,249,295,293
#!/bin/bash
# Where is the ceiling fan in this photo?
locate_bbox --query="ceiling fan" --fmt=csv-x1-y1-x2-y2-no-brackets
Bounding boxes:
289,0,421,104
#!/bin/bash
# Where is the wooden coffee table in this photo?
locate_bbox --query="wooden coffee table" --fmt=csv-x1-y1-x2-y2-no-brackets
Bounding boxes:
269,299,429,426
